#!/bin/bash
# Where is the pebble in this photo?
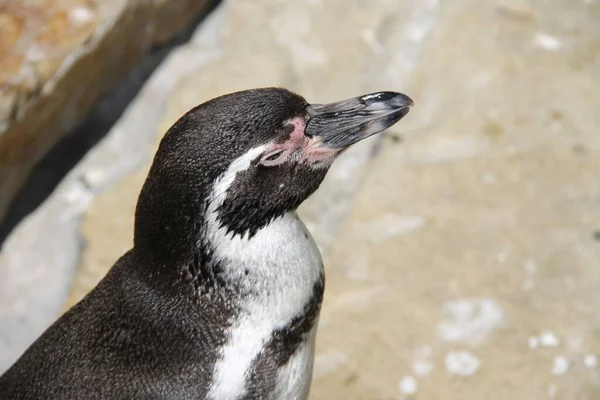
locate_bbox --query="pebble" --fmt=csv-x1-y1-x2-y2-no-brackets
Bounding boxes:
533,33,562,51
445,350,481,377
398,375,418,395
584,354,597,368
69,6,96,25
539,331,560,347
552,356,569,375
437,298,504,344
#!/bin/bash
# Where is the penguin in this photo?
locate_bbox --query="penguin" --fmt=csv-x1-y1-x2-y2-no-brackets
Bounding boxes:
0,88,412,400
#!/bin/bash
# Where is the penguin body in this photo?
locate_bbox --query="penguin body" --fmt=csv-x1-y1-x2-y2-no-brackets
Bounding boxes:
0,88,412,399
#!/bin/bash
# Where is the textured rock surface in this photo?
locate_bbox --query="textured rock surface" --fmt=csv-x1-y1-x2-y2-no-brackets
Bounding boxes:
0,8,222,371
0,0,213,223
313,0,600,398
2,0,600,398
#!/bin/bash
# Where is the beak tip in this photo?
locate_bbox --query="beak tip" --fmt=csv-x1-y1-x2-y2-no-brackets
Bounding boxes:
391,92,414,109
360,91,414,110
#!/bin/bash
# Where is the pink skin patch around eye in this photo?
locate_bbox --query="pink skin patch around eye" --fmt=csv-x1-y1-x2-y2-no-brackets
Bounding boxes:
270,117,340,167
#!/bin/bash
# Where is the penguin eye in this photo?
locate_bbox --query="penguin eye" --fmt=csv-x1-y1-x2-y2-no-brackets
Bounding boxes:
259,149,288,166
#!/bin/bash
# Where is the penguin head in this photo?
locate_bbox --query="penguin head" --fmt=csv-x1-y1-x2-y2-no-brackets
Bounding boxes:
135,88,412,258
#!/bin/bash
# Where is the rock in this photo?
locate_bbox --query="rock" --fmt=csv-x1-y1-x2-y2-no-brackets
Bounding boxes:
0,0,218,372
313,0,600,398
153,0,216,45
0,0,214,224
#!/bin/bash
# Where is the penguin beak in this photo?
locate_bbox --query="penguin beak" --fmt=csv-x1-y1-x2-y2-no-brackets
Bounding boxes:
305,92,413,149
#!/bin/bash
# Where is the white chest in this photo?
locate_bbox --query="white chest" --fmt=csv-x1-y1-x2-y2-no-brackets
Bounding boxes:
203,146,324,399
206,213,323,400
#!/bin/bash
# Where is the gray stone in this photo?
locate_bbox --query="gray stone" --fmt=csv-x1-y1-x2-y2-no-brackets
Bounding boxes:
312,0,600,398
0,4,223,372
0,0,214,224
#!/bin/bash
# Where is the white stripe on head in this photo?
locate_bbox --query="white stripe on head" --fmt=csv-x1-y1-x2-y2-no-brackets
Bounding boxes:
208,145,269,217
202,144,268,263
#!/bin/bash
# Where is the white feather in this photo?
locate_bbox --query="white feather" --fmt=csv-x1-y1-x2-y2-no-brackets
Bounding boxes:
272,326,319,400
205,146,323,399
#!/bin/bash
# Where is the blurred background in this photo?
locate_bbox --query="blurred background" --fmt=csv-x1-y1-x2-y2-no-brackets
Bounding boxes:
1,0,599,398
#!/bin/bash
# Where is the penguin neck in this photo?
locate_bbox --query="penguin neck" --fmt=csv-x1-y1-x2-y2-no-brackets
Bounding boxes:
200,146,323,297
203,211,322,293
